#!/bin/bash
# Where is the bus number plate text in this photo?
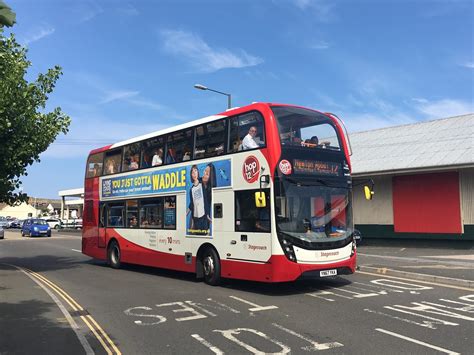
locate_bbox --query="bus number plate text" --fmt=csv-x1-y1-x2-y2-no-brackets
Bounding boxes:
320,269,337,277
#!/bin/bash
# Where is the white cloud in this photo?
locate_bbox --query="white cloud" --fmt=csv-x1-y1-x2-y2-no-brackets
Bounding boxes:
413,98,473,119
290,0,337,22
309,40,330,50
462,62,474,69
160,30,263,73
78,1,103,23
100,90,140,104
23,26,55,46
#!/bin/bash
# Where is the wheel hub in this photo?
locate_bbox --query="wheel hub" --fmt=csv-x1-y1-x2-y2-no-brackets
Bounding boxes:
203,255,214,276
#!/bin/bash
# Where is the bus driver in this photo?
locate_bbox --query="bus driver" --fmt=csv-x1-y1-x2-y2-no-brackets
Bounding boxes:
242,126,260,150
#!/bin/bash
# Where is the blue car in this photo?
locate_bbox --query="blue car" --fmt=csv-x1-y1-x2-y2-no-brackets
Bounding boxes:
21,219,51,237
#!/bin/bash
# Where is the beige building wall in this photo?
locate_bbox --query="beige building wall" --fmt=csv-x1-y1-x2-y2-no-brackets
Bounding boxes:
460,168,474,225
0,203,39,219
353,175,393,225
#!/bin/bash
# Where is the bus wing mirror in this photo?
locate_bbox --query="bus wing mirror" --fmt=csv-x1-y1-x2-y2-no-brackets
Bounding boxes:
255,191,266,208
364,185,374,200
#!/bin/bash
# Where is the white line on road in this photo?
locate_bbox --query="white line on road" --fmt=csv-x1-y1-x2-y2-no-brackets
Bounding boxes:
228,296,278,312
191,334,224,355
375,328,460,354
71,249,82,253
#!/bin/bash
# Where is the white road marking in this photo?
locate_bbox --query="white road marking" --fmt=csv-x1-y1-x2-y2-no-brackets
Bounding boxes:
185,301,217,317
207,298,241,313
439,299,474,312
354,281,404,293
214,328,290,354
306,291,335,302
156,301,207,322
371,279,432,291
124,306,166,326
459,295,474,302
191,334,224,355
336,288,380,298
375,328,460,354
272,323,343,350
384,306,458,327
421,254,474,261
229,296,278,312
364,308,436,329
71,249,82,253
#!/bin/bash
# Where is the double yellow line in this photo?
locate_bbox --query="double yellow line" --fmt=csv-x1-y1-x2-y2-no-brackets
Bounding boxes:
20,266,121,355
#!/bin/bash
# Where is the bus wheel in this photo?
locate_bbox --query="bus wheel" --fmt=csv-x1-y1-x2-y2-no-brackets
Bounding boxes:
108,240,121,269
202,248,221,286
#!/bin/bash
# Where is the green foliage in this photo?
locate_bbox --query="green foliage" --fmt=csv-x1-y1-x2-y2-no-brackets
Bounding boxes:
0,1,16,27
0,28,71,205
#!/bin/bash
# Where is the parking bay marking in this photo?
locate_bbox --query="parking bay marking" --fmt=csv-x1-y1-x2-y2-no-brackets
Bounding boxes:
228,295,278,312
375,328,460,355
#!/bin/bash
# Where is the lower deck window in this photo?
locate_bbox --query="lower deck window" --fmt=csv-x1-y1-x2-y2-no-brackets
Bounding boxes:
235,189,271,233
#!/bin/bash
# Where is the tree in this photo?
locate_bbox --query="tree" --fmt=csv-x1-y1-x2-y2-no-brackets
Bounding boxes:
0,0,16,27
0,13,71,205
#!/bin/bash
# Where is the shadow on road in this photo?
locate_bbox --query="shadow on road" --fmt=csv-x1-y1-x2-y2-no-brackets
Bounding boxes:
105,262,352,296
0,255,86,273
0,298,84,355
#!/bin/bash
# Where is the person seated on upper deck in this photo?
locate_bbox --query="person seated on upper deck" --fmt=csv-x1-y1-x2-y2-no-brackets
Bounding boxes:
242,126,260,150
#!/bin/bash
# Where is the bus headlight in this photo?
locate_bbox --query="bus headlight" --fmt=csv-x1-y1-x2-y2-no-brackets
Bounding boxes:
281,238,297,262
351,239,356,257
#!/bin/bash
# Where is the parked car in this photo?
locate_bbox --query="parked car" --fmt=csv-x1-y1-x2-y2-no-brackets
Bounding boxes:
44,218,63,229
10,219,23,228
0,217,7,229
0,225,4,239
353,229,362,245
62,218,83,229
6,218,19,228
21,219,51,237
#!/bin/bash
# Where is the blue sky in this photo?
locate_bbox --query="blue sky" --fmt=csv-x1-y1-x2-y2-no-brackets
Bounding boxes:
6,0,474,198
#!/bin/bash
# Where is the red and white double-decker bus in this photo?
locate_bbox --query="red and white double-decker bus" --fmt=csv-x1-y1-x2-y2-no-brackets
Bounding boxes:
82,103,357,285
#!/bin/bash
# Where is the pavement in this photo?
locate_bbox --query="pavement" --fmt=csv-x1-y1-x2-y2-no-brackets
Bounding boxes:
357,238,474,288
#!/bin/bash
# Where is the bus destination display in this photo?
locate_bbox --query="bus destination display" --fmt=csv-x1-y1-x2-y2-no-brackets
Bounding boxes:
293,159,341,176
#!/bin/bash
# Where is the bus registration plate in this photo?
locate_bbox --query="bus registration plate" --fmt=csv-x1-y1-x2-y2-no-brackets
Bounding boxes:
320,269,337,277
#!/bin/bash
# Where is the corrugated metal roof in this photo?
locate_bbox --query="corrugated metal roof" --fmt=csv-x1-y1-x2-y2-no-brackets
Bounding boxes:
350,113,474,175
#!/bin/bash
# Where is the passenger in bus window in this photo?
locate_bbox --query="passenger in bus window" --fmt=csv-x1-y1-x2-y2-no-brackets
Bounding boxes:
152,148,163,166
129,155,139,170
129,216,138,228
166,148,176,164
93,163,101,176
105,159,115,174
242,126,260,150
183,147,191,161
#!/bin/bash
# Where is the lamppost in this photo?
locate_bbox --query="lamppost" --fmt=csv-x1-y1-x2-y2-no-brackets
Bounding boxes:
194,84,232,109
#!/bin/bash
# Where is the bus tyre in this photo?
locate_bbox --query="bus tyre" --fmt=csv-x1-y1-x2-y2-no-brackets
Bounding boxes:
108,240,121,269
202,248,221,286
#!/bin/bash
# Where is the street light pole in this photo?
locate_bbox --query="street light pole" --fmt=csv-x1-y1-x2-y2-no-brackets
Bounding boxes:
194,84,232,109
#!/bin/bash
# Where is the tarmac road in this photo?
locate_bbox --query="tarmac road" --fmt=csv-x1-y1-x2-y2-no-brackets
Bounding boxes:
1,230,473,354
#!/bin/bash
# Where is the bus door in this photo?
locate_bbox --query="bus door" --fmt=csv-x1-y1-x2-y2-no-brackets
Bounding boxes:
98,202,107,248
227,189,272,262
99,202,125,248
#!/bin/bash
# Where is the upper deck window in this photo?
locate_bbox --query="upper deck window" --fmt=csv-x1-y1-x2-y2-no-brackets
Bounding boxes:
195,120,226,159
142,136,165,168
228,112,266,153
104,149,122,175
272,106,341,151
122,142,143,172
166,129,193,163
86,152,104,178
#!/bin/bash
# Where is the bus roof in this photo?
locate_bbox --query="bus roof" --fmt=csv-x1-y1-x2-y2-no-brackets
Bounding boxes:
89,102,273,155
